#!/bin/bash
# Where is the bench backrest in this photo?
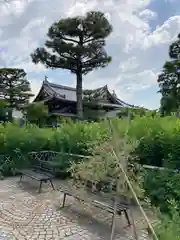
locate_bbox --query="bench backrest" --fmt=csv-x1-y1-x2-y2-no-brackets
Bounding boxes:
29,151,59,175
32,159,55,175
28,150,90,175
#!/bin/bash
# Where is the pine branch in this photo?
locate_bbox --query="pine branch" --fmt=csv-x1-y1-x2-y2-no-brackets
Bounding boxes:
61,36,79,44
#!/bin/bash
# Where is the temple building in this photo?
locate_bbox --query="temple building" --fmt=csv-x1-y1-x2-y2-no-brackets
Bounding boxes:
34,78,135,120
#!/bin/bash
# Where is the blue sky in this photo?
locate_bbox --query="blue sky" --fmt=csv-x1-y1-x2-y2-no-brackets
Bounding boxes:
0,0,180,109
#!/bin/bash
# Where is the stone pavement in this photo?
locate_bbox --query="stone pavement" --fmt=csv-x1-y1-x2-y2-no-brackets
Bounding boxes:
0,177,151,240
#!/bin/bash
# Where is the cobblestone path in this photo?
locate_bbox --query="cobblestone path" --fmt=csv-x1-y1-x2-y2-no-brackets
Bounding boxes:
0,177,151,240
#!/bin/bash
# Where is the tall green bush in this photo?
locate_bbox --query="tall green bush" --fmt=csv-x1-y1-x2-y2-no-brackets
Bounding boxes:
0,121,108,176
155,200,180,239
144,169,180,214
0,121,108,155
1,116,180,171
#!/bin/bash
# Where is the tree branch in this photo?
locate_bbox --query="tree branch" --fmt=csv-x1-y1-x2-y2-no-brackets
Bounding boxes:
62,36,79,44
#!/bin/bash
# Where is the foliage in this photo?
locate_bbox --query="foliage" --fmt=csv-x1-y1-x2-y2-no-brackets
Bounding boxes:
70,123,144,200
0,99,8,122
83,107,107,121
155,200,180,239
144,169,180,214
0,151,29,177
158,33,180,115
31,11,112,119
124,116,175,167
25,102,48,126
0,120,108,176
117,107,158,119
0,68,34,110
1,115,180,169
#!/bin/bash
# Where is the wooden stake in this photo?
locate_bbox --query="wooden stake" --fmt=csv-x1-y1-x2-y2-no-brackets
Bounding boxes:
108,119,159,240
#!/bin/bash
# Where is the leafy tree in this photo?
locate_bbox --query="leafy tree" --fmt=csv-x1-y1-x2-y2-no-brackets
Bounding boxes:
0,68,34,110
25,102,48,126
160,94,177,116
158,33,180,115
0,99,8,122
31,11,112,119
117,107,157,119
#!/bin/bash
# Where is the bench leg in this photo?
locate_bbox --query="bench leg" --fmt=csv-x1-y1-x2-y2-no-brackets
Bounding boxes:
124,210,131,226
38,181,43,193
62,193,67,208
110,212,116,240
20,174,23,181
49,179,55,191
110,199,117,240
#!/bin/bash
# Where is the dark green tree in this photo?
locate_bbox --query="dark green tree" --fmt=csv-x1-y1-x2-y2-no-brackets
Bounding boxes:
0,68,34,111
31,11,112,119
0,99,8,122
25,102,48,126
158,33,180,115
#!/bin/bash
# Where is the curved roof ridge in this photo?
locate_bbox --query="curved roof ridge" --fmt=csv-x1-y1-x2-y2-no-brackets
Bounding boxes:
107,88,134,107
116,97,135,107
43,80,76,92
44,80,109,92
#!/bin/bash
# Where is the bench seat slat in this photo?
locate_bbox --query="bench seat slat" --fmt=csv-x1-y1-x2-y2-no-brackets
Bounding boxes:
61,190,127,212
93,200,127,212
61,189,131,227
20,169,53,181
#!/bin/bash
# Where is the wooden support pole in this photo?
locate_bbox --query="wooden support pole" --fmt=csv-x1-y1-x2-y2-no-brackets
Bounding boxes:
108,119,159,240
110,198,117,240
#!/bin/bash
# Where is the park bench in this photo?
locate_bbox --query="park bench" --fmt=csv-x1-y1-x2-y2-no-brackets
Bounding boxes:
19,151,58,193
18,151,89,193
58,186,131,238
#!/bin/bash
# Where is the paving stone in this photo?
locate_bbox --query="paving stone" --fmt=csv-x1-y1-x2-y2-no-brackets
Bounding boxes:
0,177,151,240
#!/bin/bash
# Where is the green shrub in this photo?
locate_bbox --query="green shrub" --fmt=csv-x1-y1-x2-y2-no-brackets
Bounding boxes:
0,116,178,173
49,121,108,154
2,116,180,170
155,200,180,239
125,116,179,167
0,151,30,176
144,169,180,214
0,121,108,176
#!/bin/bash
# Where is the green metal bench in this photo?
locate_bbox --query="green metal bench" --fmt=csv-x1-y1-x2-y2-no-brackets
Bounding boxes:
19,151,58,193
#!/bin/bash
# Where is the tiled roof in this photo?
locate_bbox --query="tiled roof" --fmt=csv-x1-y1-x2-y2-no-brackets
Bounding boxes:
34,79,134,108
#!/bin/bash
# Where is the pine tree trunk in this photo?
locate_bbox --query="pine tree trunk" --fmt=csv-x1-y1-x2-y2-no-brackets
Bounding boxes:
76,71,83,120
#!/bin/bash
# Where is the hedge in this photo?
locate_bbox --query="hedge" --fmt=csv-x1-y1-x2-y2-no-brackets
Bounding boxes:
1,116,180,169
0,121,108,155
0,121,108,176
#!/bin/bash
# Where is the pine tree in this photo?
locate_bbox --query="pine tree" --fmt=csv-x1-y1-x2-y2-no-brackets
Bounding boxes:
31,11,112,119
0,68,33,110
158,33,180,115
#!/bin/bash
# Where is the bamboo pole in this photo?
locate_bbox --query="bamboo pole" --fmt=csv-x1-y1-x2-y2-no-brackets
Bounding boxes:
108,119,159,240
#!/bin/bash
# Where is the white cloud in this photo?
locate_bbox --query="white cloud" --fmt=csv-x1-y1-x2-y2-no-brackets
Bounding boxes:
0,0,179,109
11,60,47,73
66,0,98,17
139,9,157,20
143,16,180,49
119,57,139,73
